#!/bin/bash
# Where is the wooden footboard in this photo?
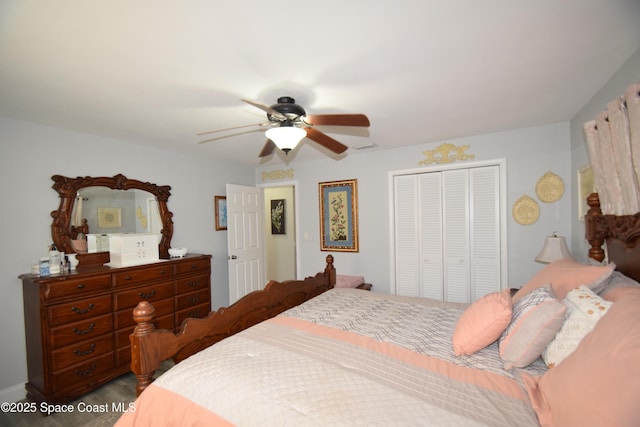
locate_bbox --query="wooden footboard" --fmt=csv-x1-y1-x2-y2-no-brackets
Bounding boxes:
130,255,336,395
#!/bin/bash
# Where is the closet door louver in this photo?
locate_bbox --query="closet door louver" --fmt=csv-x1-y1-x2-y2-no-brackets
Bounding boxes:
419,173,443,300
442,169,470,303
394,175,420,296
470,166,501,300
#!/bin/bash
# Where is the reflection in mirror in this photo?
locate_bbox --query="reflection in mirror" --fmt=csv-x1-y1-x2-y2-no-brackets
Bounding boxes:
51,174,173,266
71,188,163,253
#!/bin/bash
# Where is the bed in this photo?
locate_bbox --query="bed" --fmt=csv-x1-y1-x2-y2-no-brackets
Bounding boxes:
115,193,640,427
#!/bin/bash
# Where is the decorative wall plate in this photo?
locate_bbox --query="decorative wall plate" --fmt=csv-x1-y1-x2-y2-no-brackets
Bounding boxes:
536,171,564,203
512,195,540,225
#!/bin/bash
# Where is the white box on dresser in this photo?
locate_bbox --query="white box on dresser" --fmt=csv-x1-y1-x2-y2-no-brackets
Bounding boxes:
108,233,159,267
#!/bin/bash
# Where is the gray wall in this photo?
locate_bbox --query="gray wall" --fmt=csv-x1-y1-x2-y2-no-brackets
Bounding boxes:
0,117,255,401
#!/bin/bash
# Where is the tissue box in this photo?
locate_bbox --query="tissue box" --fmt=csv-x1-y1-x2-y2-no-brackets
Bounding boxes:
108,234,159,267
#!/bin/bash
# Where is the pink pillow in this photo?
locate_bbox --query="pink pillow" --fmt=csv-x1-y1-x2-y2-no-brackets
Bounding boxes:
512,259,615,303
522,288,640,427
452,288,512,356
335,274,365,288
602,287,639,302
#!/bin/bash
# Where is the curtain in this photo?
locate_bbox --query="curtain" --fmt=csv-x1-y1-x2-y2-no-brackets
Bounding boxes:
583,81,640,215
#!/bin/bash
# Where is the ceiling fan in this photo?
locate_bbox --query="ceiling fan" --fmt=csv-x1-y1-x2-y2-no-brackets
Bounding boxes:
197,96,370,157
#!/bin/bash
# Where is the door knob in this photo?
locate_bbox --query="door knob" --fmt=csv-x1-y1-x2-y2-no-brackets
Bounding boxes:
228,255,237,260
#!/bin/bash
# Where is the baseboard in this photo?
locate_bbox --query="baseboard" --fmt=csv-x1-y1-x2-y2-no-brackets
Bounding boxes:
0,383,25,403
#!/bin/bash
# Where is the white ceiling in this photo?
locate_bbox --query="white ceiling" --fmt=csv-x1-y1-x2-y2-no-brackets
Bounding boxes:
1,1,640,166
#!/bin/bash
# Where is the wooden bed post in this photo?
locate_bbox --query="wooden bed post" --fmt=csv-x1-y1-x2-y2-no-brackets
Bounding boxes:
324,254,336,287
131,301,157,396
585,192,606,262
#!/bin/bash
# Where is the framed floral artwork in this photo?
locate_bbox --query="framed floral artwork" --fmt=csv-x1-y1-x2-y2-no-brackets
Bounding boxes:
319,179,358,252
270,199,285,235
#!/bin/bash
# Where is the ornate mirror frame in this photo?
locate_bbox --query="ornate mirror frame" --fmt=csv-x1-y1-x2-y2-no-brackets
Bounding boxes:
51,174,173,265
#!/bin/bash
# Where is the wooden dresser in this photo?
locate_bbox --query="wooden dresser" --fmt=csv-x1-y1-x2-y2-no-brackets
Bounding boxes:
20,253,211,404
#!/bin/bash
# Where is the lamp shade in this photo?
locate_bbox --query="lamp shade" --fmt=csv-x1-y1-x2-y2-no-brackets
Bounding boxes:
535,234,573,264
265,126,307,154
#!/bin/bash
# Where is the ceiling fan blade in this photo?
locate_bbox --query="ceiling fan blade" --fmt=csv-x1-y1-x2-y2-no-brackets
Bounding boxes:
258,140,276,157
241,98,287,120
304,114,370,127
197,122,268,136
305,128,348,154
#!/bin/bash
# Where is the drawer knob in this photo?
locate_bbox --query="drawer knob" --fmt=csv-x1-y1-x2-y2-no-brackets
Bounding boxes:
138,289,156,299
188,280,200,288
73,343,96,357
72,323,96,335
71,303,95,315
77,284,86,289
187,295,200,304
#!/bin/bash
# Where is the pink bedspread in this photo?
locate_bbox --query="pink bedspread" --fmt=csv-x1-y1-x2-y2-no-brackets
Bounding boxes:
116,289,543,426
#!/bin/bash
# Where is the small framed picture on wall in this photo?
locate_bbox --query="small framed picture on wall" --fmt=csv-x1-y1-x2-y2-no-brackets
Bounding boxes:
270,199,285,235
577,165,595,220
214,196,227,231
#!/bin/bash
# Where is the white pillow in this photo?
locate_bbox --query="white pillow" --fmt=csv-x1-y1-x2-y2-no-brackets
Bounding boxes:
543,285,612,367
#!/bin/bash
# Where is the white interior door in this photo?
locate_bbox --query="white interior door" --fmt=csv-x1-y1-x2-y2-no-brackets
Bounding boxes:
226,184,265,304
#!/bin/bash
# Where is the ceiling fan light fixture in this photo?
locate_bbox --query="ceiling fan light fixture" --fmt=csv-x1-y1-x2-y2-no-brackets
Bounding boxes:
265,126,306,154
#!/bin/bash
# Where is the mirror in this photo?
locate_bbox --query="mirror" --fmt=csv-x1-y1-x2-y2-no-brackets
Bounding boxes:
51,174,173,265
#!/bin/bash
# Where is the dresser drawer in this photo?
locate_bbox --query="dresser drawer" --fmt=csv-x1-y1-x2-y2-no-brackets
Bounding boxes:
48,295,112,327
51,334,114,371
174,258,210,275
114,281,174,310
44,275,112,300
114,297,174,329
113,264,174,287
52,352,114,391
176,302,210,326
175,289,210,311
175,274,210,294
49,314,113,349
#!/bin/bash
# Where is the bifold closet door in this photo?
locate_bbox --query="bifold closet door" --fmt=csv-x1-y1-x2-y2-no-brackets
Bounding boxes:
468,166,501,300
393,173,443,299
393,165,501,302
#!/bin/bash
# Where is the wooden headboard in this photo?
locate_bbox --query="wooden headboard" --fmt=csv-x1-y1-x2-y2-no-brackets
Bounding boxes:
585,193,640,282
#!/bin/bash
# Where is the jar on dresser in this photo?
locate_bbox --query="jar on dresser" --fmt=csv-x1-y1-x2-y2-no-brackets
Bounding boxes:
20,254,211,405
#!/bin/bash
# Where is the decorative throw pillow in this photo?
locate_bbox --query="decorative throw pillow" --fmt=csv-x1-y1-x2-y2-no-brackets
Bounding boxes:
512,259,615,303
452,288,512,356
543,286,612,367
499,284,566,369
522,288,640,427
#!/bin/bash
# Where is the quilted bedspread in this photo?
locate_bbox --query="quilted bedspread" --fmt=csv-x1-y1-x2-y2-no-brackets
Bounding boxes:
116,289,545,426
